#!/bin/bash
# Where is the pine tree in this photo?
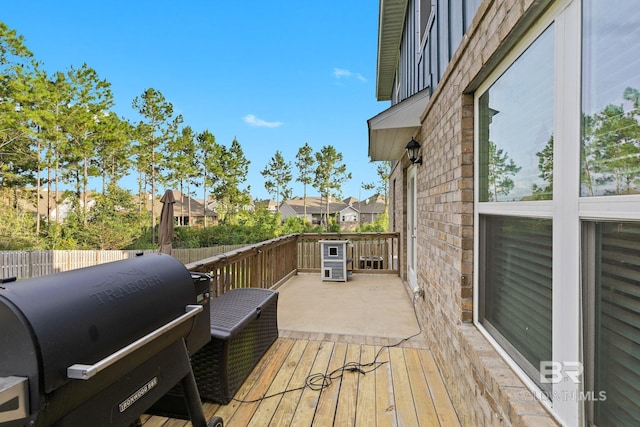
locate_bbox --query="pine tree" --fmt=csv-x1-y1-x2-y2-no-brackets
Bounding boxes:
197,129,221,227
261,150,292,206
313,145,352,228
295,142,315,221
132,88,182,243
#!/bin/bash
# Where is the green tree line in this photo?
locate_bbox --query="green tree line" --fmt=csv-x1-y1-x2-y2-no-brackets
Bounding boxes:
1,22,254,245
1,22,388,250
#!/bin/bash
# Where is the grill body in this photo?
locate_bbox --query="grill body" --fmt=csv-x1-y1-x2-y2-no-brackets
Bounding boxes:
0,254,215,427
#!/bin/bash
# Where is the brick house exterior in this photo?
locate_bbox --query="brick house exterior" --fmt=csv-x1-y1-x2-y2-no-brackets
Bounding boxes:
369,0,640,426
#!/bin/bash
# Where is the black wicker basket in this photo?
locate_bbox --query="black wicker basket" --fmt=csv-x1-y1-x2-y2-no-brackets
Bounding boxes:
191,288,279,404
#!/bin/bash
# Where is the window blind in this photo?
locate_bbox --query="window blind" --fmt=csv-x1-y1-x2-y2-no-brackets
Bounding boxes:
594,222,640,425
481,215,553,389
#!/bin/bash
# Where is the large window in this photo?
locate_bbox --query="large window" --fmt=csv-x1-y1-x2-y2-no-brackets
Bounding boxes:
477,23,555,391
475,1,640,425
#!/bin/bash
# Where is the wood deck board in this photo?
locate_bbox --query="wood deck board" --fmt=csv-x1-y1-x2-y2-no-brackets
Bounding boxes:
221,338,295,427
143,337,460,427
333,344,362,427
202,402,220,421
389,347,420,427
404,348,440,427
355,344,377,427
160,419,188,427
141,415,171,427
289,340,335,426
312,342,348,426
245,339,308,427
418,348,461,426
268,340,322,426
374,347,397,427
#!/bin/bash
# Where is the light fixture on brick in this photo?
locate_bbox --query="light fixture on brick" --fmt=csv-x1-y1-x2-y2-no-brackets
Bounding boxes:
405,137,422,165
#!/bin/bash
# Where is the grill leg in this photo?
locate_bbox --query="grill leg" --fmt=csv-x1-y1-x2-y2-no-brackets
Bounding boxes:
180,371,207,427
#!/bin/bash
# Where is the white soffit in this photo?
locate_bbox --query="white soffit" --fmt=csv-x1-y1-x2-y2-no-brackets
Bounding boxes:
367,89,430,161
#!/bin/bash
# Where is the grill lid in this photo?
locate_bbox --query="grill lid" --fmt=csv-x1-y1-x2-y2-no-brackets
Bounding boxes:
0,254,195,393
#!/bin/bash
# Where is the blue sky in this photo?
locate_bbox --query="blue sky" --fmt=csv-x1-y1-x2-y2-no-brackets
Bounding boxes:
2,1,388,201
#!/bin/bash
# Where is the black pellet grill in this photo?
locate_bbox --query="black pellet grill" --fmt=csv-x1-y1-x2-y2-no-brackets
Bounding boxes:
0,254,222,427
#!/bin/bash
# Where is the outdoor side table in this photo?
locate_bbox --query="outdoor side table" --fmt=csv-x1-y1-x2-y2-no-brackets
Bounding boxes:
191,288,279,404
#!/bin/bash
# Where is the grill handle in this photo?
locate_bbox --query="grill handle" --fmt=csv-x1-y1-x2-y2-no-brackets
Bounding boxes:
67,304,203,380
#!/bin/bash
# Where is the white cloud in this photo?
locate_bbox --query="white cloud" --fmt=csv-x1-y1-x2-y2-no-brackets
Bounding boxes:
333,67,367,83
243,114,283,128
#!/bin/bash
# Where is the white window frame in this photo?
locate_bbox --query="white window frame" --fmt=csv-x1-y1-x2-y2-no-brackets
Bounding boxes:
472,1,601,425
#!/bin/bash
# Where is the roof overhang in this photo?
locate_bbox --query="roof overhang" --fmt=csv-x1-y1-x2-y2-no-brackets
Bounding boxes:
367,89,430,161
376,0,409,101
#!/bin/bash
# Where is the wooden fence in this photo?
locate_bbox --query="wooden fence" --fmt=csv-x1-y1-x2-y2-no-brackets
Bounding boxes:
0,245,246,280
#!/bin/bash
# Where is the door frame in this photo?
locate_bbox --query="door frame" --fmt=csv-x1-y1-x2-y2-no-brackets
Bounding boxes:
407,165,418,288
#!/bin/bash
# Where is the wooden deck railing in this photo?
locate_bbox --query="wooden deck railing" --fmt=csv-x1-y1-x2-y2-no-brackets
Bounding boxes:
297,232,399,274
185,235,298,296
185,232,400,296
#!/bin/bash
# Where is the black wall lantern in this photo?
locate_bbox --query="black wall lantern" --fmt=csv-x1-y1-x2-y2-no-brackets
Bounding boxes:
405,137,422,165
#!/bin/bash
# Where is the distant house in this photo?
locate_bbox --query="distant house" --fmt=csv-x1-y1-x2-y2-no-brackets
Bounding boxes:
338,205,359,224
254,199,279,214
279,195,385,230
13,188,219,227
52,197,96,222
167,190,218,227
16,189,98,222
342,196,359,206
279,196,325,225
352,194,387,225
207,195,255,217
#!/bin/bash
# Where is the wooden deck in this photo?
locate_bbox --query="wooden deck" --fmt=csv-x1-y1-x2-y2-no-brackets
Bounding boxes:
141,332,460,427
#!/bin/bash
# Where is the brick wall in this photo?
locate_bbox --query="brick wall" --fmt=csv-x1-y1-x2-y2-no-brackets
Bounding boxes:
390,0,562,425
